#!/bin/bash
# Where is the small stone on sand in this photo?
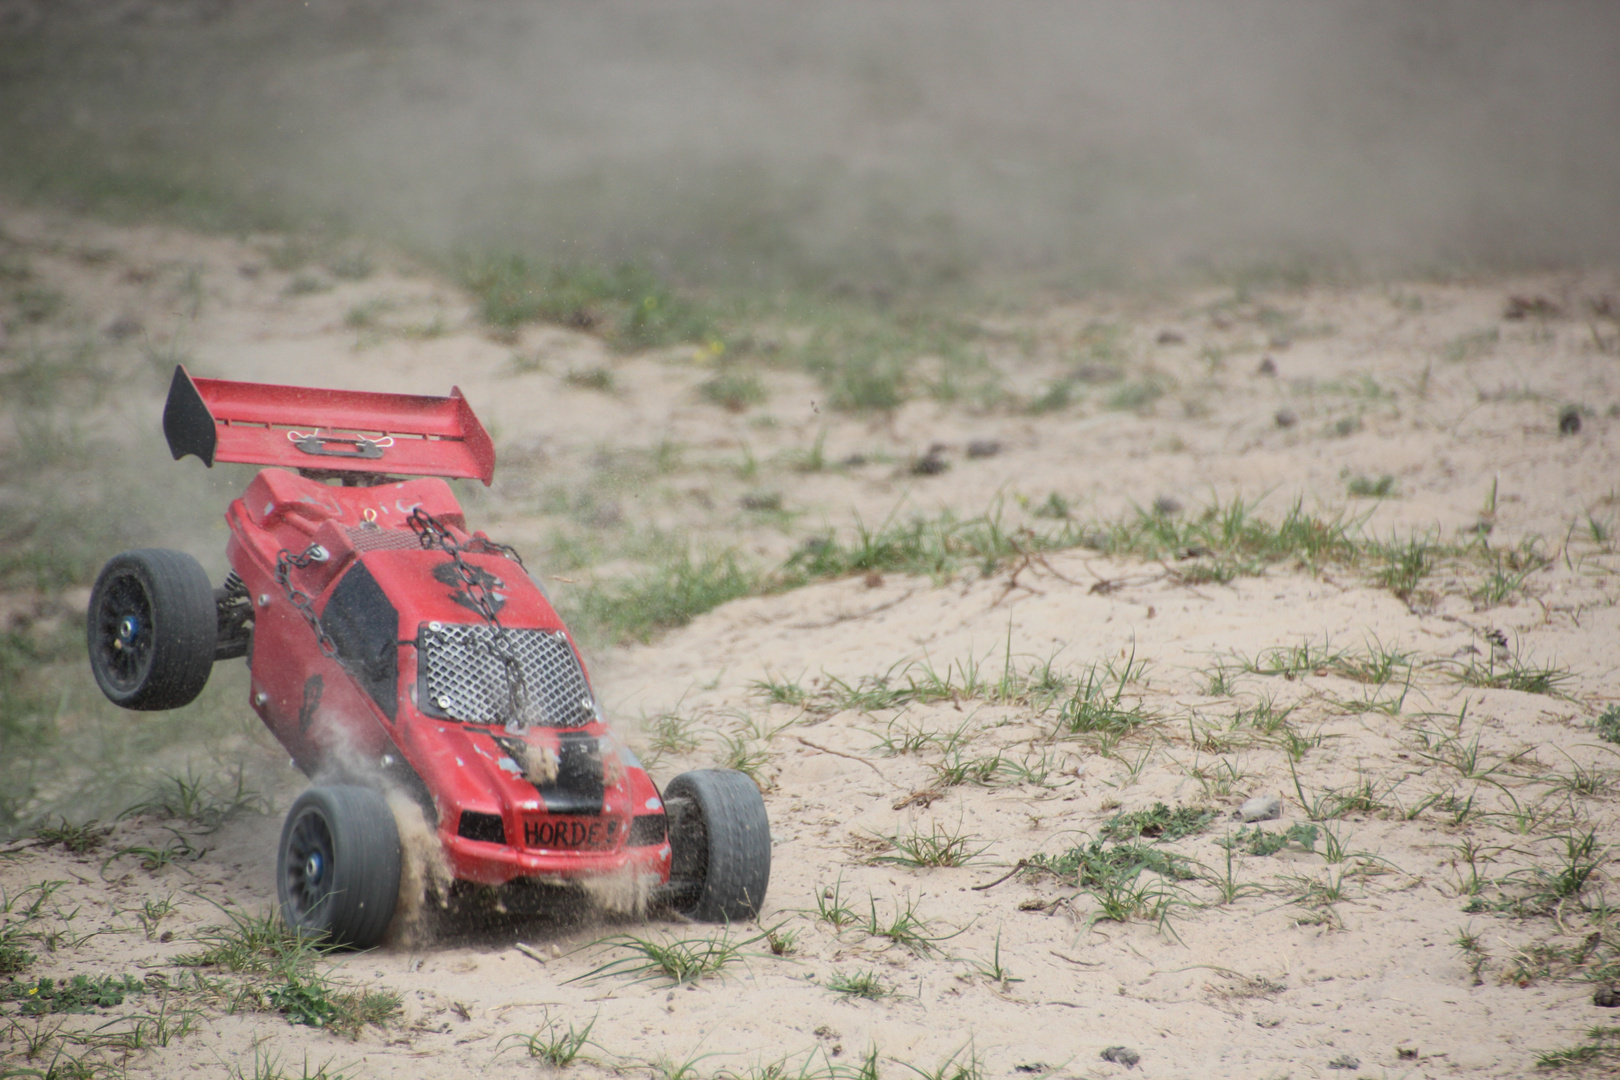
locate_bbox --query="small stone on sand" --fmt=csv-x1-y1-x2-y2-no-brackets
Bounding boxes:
911,444,950,475
1237,794,1282,822
104,314,143,340
966,439,1002,459
1100,1046,1140,1069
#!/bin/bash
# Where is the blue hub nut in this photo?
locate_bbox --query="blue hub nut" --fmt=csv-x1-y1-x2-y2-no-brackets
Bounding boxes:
305,851,325,884
116,615,141,648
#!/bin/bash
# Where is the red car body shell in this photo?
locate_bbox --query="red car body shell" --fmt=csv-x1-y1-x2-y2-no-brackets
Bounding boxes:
224,466,671,888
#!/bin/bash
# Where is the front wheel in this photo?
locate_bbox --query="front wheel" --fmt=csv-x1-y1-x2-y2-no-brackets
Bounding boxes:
662,769,770,921
277,786,402,949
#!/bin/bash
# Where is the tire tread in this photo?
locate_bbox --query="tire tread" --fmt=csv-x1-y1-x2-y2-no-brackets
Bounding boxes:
87,548,216,710
664,769,770,921
277,785,402,949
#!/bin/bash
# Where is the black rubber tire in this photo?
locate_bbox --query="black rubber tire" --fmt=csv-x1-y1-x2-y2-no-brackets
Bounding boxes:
663,769,771,921
86,548,217,711
277,785,402,949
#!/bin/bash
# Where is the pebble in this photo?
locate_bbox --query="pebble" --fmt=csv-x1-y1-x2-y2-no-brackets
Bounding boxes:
1595,984,1620,1007
965,440,1002,459
104,314,143,340
911,444,950,475
1237,794,1282,822
1558,406,1582,435
1073,362,1121,384
1257,356,1277,376
1274,409,1297,429
1099,1046,1140,1069
740,492,782,512
1505,294,1560,319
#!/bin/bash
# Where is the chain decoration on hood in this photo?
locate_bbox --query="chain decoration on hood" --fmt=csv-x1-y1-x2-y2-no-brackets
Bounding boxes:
408,508,533,732
275,544,338,658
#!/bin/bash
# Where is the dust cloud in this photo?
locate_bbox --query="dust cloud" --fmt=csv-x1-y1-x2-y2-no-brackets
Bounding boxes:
2,0,1618,286
384,787,452,948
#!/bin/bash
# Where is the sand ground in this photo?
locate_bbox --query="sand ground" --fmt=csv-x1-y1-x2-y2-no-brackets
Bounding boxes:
2,203,1619,1078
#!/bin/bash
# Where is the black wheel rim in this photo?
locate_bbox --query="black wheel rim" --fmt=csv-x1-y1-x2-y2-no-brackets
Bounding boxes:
283,808,337,925
665,795,709,908
93,572,155,693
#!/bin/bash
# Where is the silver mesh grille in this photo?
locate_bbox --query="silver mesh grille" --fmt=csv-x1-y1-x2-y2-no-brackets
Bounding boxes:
418,623,596,727
347,526,423,553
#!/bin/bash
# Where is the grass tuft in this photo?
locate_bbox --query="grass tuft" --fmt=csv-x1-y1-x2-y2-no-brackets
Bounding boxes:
861,894,965,956
569,503,1083,643
1345,473,1396,498
641,711,702,767
571,551,763,643
1448,649,1574,697
812,876,861,930
1442,327,1499,362
1087,495,1361,580
561,491,1538,647
1026,839,1198,885
1054,657,1151,737
1596,705,1620,745
783,505,1079,584
701,367,768,412
33,818,112,854
227,1049,356,1080
1,973,145,1015
0,936,36,974
563,367,617,393
897,1043,984,1080
174,908,324,974
460,257,717,349
962,929,1022,985
752,675,811,709
871,820,992,868
572,927,760,985
1505,830,1608,909
499,1010,598,1066
715,1049,851,1080
1535,1025,1620,1071
826,969,892,1000
1099,802,1216,843
117,764,270,831
1367,534,1437,599
1026,838,1196,932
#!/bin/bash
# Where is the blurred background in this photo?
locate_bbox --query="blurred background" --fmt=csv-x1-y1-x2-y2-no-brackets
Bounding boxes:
3,0,1618,293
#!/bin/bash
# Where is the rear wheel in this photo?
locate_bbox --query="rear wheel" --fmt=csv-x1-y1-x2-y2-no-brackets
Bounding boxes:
663,769,770,921
277,786,402,949
86,548,216,710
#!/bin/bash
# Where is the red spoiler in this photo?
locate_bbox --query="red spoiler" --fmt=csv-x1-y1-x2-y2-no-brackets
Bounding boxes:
162,366,496,485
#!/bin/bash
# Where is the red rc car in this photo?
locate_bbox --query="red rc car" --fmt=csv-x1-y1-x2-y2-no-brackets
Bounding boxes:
86,366,770,948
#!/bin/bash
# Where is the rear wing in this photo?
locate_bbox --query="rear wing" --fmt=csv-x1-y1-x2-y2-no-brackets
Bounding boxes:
162,365,496,485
